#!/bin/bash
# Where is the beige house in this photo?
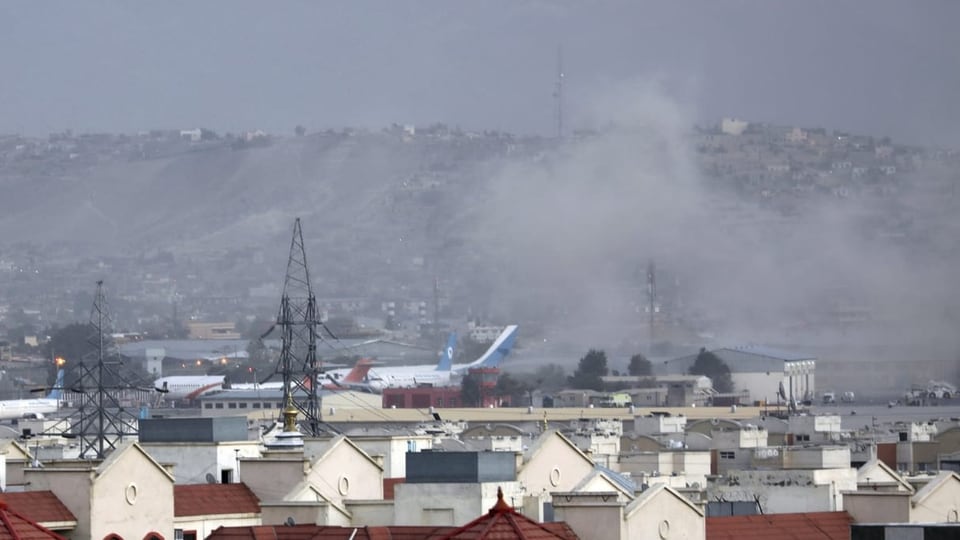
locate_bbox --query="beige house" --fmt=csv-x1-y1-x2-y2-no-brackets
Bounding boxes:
846,470,960,524
24,442,175,540
242,435,384,526
909,471,960,523
553,485,705,540
518,430,596,497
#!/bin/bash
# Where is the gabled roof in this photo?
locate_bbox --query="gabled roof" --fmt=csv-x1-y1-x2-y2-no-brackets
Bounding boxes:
437,488,579,539
0,492,76,528
520,430,593,470
96,442,175,483
625,484,704,520
0,440,33,462
174,483,261,517
707,511,852,540
0,501,67,539
856,459,914,492
570,466,635,499
280,481,352,520
911,471,960,507
308,435,383,472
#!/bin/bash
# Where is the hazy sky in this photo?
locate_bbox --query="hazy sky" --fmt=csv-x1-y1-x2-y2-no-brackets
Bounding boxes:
2,1,959,145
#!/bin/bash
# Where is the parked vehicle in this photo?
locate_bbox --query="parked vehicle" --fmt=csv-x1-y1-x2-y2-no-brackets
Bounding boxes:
822,391,837,404
840,391,856,403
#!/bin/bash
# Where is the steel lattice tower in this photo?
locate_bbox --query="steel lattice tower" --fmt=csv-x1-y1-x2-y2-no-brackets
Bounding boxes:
71,280,139,459
274,218,323,436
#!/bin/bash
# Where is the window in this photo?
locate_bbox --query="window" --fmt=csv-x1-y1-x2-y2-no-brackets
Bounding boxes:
214,403,223,409
239,403,248,409
228,403,237,409
221,469,233,483
203,403,212,409
720,451,735,460
143,533,165,540
252,403,261,409
263,403,272,409
796,434,810,442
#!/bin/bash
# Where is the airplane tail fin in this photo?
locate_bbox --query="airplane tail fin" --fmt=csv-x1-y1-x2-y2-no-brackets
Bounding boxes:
47,369,65,400
343,358,375,383
467,325,519,369
435,332,457,372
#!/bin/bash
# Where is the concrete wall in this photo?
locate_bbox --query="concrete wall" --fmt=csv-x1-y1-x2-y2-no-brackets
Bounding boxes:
553,497,625,540
350,435,433,478
710,468,856,514
634,415,687,435
260,502,350,527
394,481,520,527
241,454,308,502
345,500,395,526
844,492,911,523
618,451,711,488
141,441,261,484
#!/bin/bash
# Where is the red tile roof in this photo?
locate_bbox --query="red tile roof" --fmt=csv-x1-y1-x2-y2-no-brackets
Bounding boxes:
0,492,76,526
437,488,579,540
0,501,67,540
707,511,853,540
174,484,261,517
208,525,454,539
207,487,578,540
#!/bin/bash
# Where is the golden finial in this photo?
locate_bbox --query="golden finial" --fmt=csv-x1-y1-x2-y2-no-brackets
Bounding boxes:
282,395,299,433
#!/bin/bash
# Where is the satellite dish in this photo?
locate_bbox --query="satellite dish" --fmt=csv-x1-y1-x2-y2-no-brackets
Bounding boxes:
205,473,217,484
285,517,296,527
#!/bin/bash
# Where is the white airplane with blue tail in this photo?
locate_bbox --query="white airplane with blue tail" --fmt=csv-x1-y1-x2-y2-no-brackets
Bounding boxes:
0,369,65,420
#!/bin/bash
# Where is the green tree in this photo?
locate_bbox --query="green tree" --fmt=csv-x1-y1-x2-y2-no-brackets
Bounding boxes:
689,347,734,393
569,349,608,391
628,353,652,376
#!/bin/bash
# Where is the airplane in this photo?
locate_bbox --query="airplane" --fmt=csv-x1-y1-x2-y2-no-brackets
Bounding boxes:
153,375,225,401
332,326,519,392
225,359,376,392
0,369,64,421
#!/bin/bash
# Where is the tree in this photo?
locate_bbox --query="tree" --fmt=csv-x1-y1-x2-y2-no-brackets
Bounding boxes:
689,347,734,393
628,353,652,376
568,349,608,391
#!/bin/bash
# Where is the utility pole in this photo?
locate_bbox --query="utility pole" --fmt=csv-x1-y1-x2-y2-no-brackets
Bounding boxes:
274,218,324,436
71,280,139,459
